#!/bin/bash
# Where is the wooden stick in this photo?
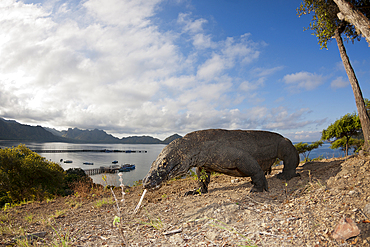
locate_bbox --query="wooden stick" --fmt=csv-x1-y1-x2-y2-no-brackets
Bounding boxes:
134,189,147,214
163,228,182,235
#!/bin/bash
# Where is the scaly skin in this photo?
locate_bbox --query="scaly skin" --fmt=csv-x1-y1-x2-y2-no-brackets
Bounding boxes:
142,129,299,193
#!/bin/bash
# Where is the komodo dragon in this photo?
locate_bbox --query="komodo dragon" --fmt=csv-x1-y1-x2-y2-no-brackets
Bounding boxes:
143,129,299,193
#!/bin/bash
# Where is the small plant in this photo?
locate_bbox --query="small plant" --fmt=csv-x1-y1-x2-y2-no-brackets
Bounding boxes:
46,198,55,203
3,203,11,211
94,198,113,208
312,155,324,161
161,194,167,199
50,221,79,247
0,223,14,235
102,173,127,245
133,180,142,187
24,213,34,223
196,187,202,195
198,168,209,182
139,207,163,230
188,169,196,178
65,199,82,209
49,209,67,220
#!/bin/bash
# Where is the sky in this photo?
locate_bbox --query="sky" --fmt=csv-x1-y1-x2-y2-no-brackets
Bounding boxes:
0,0,369,142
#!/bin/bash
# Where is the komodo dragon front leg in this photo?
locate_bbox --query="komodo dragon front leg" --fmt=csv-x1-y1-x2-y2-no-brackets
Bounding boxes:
185,167,211,195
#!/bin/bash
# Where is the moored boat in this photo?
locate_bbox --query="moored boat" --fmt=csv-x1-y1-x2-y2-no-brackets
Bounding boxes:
64,160,73,163
119,164,136,172
83,162,94,165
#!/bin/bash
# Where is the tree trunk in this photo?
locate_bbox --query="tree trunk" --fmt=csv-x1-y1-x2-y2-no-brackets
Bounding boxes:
333,0,370,46
334,28,370,153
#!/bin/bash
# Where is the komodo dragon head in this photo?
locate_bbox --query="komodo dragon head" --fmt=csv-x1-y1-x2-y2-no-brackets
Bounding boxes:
143,138,190,190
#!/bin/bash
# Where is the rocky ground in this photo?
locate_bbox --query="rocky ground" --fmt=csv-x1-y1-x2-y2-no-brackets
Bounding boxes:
1,156,370,246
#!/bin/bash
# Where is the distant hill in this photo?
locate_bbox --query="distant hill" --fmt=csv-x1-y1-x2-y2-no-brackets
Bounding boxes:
61,128,121,143
120,135,162,144
60,128,181,144
0,118,67,142
0,118,182,144
162,134,182,144
43,127,64,137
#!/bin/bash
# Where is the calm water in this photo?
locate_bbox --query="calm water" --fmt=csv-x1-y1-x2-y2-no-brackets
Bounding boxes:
0,141,165,187
0,141,351,187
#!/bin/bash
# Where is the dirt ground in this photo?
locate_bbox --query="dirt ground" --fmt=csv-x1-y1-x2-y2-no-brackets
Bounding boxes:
1,156,370,246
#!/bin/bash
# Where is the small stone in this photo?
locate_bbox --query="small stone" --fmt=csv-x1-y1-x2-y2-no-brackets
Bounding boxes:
205,230,218,241
169,235,184,244
363,203,370,216
331,217,360,240
348,190,360,197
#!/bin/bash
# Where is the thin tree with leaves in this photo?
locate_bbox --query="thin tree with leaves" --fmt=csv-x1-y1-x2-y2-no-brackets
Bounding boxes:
321,113,362,156
294,141,324,161
298,0,370,152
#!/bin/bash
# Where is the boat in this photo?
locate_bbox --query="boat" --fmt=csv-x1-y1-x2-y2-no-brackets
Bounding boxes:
83,162,94,165
119,164,136,172
64,160,73,163
112,160,118,164
109,165,120,169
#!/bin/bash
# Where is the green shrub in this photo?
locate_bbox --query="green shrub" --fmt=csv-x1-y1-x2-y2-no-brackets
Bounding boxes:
64,168,90,185
0,144,65,206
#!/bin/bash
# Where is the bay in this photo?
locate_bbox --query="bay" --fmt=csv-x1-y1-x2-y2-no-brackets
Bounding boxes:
0,140,352,187
0,141,165,187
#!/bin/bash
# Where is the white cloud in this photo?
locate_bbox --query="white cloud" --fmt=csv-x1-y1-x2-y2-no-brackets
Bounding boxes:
0,0,324,140
178,13,208,33
291,130,322,142
83,0,161,27
196,53,225,80
252,66,284,77
239,78,265,92
283,71,325,91
331,76,349,89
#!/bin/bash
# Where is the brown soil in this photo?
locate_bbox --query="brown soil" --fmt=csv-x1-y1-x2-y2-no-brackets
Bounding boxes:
1,156,370,246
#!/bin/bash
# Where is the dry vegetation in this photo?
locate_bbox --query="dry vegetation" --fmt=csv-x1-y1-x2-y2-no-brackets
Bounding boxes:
1,156,370,246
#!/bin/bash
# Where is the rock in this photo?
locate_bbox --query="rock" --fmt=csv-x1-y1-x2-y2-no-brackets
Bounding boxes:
348,190,359,197
331,217,360,240
169,234,184,244
364,203,370,217
205,230,218,241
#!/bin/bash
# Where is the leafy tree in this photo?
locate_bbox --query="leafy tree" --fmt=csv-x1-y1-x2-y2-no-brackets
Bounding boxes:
331,136,364,154
298,0,370,152
294,141,324,161
0,145,65,206
321,113,362,156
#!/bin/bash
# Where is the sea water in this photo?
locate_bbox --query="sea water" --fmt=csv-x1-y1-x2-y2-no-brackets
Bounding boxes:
0,141,351,187
0,141,165,187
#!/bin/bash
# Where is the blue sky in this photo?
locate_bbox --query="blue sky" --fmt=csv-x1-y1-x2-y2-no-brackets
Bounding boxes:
0,0,369,141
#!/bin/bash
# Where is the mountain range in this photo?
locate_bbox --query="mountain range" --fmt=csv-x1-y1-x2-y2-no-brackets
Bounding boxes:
0,118,181,144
